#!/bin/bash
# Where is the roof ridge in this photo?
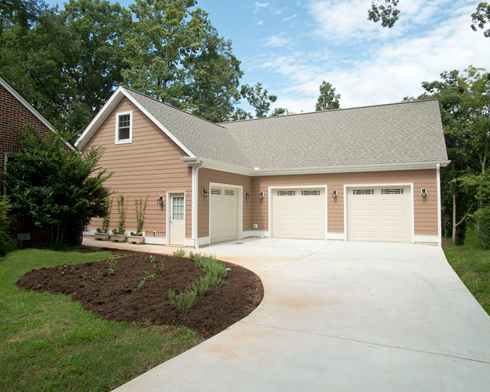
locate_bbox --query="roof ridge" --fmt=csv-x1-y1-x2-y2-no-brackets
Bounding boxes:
121,86,227,129
219,98,439,125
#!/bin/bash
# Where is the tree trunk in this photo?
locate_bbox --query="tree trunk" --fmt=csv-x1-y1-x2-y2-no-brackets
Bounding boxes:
452,189,457,243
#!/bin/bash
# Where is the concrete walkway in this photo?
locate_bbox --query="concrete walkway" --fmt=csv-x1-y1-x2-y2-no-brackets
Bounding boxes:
83,238,490,391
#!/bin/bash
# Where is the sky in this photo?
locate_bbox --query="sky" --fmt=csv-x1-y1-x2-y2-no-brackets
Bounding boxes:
46,0,489,113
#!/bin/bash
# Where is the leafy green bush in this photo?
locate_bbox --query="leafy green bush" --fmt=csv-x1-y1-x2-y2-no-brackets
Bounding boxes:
465,207,490,249
168,287,196,310
0,197,18,256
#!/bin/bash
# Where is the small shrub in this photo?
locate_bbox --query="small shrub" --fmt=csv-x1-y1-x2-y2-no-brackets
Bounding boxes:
135,196,149,233
190,276,210,297
168,287,197,310
0,197,18,256
173,248,186,258
106,259,118,275
58,264,75,275
189,252,227,286
84,272,100,282
116,194,126,234
137,270,155,289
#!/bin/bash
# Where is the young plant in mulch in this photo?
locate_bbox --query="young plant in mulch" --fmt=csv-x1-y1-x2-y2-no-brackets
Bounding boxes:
172,248,186,258
96,197,113,233
149,255,165,274
168,253,228,310
106,259,118,276
131,196,149,236
137,270,155,290
58,264,75,275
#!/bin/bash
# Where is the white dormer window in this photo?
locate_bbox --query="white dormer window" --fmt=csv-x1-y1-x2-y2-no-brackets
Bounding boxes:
115,111,132,144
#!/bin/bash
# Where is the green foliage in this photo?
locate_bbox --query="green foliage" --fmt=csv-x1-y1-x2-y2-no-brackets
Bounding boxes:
367,0,400,28
444,244,490,315
0,196,18,256
135,195,149,233
149,254,164,274
190,276,210,297
172,248,186,258
116,193,125,234
0,0,133,140
315,81,341,111
58,264,75,275
106,259,118,275
0,248,202,391
240,82,277,118
472,2,490,37
270,107,294,117
189,252,227,286
168,287,197,310
4,127,113,245
100,197,113,233
137,270,155,289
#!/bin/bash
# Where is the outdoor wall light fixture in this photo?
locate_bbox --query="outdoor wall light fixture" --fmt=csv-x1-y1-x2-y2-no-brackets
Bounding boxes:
332,190,337,198
245,192,250,199
421,188,427,197
157,195,164,205
202,188,209,198
259,191,264,199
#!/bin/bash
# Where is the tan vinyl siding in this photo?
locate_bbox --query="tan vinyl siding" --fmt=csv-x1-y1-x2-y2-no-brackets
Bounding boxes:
198,168,252,238
85,97,192,238
251,169,438,236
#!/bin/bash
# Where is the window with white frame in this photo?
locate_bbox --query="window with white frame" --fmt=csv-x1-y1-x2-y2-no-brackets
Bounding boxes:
172,196,185,221
115,111,132,144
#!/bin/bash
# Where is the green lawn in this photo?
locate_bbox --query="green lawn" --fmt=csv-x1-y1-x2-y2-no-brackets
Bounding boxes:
444,244,490,315
0,249,203,392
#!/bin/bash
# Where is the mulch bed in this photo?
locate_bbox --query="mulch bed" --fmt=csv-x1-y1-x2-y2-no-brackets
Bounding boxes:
16,250,264,338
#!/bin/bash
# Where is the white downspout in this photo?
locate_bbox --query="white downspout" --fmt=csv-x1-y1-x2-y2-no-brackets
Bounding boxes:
437,163,442,246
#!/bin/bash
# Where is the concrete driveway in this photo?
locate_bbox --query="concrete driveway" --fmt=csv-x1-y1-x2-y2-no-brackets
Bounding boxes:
105,239,490,392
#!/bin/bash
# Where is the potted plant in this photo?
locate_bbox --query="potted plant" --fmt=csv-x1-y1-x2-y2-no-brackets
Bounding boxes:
128,196,149,245
111,194,127,243
95,197,112,241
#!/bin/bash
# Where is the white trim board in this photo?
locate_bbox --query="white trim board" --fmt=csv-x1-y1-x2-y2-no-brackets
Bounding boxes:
413,235,439,244
243,230,269,238
343,183,415,243
268,185,328,241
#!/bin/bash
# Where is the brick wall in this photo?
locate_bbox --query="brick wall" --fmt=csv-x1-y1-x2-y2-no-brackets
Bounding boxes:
0,82,53,244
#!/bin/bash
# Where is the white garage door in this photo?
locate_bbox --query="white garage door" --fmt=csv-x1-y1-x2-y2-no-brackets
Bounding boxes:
347,186,411,243
210,186,238,244
272,188,325,240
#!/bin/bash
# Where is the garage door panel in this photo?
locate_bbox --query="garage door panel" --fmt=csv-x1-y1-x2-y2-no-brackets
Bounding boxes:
210,186,238,244
272,188,325,240
348,186,411,243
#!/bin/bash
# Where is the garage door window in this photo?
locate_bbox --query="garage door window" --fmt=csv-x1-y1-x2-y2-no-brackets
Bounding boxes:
353,189,374,195
381,188,404,194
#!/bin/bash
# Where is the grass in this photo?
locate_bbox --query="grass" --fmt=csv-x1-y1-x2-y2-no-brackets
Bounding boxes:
0,248,203,391
444,244,490,316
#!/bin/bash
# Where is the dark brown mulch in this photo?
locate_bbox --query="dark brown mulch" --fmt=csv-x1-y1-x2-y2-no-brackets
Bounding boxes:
16,251,264,338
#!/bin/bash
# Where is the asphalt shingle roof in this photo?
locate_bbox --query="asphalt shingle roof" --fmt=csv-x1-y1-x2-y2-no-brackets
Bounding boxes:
124,88,447,170
124,88,251,167
221,99,448,170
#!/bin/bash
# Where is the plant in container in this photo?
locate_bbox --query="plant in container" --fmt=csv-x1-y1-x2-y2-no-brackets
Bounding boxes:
95,197,112,241
128,196,149,245
111,194,126,243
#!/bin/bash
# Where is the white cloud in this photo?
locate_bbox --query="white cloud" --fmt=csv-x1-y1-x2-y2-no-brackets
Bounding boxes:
252,4,489,112
254,20,264,25
262,35,291,47
254,2,270,13
283,14,298,22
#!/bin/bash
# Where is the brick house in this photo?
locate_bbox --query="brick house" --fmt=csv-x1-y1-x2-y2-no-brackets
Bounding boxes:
0,76,74,243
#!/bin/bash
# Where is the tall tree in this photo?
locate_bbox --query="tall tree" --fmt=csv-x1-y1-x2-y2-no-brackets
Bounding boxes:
0,0,132,140
240,82,277,118
367,0,400,28
315,81,341,111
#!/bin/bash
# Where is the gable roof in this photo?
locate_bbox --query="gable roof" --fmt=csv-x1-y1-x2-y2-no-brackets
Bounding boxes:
76,87,449,174
0,77,75,151
222,99,448,171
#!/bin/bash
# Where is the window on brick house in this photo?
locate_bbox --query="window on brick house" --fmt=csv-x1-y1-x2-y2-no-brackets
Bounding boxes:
115,111,132,144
